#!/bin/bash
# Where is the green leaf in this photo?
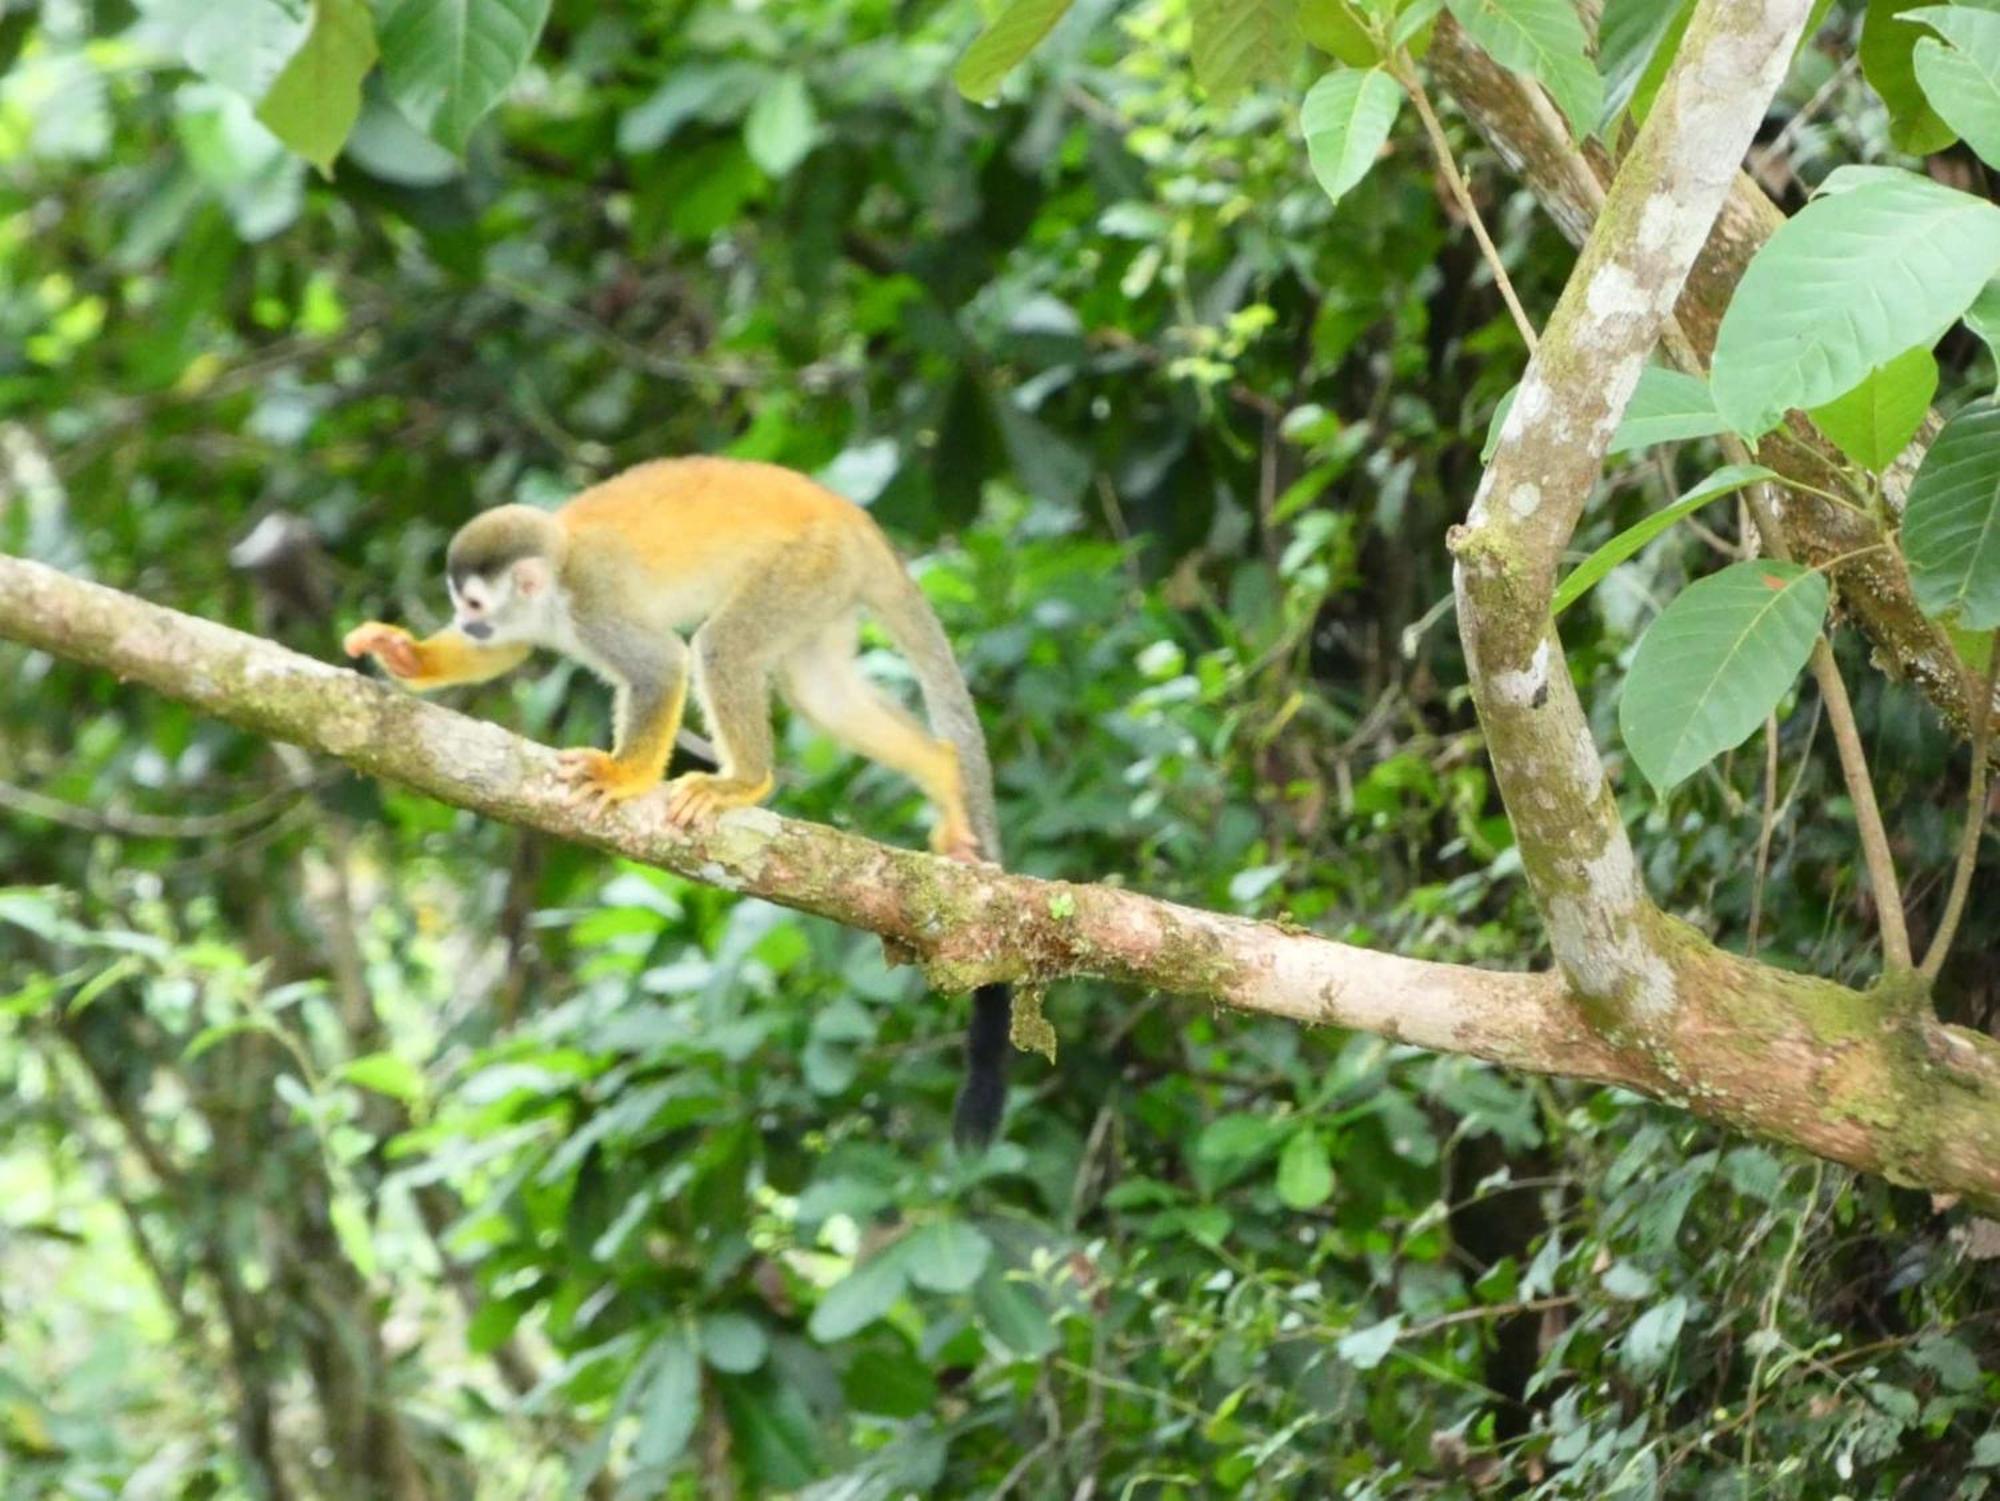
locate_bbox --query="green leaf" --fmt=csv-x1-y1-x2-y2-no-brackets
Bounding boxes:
618,61,765,154
1598,0,1693,127
1607,367,1730,452
699,1312,769,1374
972,1267,1057,1356
1297,0,1379,65
807,1251,909,1343
743,71,818,178
1191,0,1297,99
1554,464,1779,616
1967,279,2000,379
1863,0,1961,153
954,0,1074,102
1620,561,1828,793
719,1372,821,1489
1622,1294,1688,1372
632,1329,701,1470
841,1343,939,1418
1301,68,1403,209
1908,8,2000,168
377,0,551,154
1904,399,2000,627
1711,173,2000,436
905,1220,994,1294
1442,0,1602,139
1337,1314,1402,1371
1806,344,1938,472
138,0,310,101
253,0,377,175
340,1050,425,1103
1276,1128,1335,1208
1192,1112,1290,1193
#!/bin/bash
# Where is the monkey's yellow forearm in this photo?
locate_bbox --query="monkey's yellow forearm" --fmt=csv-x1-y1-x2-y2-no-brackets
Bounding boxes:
344,622,529,691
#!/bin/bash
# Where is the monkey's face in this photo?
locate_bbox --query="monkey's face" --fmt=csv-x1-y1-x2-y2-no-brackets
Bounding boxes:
449,556,558,645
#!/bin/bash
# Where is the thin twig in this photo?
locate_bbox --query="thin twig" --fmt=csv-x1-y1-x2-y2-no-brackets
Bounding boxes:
1921,630,2000,980
0,773,325,839
1393,60,1539,351
1748,714,1781,959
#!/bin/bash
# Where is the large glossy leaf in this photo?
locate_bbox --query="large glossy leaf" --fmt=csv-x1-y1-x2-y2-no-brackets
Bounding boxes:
1903,399,2000,627
254,0,377,174
1443,0,1602,138
1711,172,2000,437
1191,0,1296,98
1619,561,1828,794
377,0,551,153
1301,68,1402,209
1861,0,1959,153
1805,344,1938,472
1908,8,2000,169
1554,465,1779,617
954,0,1073,102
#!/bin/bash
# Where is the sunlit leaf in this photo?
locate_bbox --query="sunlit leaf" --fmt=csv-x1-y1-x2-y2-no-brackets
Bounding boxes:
254,0,378,174
955,0,1074,101
1805,344,1937,472
1301,68,1403,209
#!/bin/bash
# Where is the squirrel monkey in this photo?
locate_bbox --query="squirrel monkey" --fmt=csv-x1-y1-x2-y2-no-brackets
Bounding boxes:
343,457,1010,1146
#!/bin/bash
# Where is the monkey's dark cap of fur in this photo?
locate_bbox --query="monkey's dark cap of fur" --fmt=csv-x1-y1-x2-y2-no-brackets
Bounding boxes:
447,511,553,590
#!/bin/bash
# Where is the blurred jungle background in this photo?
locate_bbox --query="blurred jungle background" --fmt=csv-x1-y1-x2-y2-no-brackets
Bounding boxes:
0,0,1997,1496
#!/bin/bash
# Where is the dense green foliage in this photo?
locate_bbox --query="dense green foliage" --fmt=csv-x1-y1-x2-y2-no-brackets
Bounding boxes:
1,1,1997,1498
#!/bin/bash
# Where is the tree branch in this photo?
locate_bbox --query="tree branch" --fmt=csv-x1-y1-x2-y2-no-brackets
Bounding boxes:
7,553,2000,1205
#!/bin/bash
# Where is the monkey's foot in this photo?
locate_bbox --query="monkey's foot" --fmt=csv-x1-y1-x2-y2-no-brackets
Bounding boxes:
662,772,774,829
555,748,659,813
930,819,984,864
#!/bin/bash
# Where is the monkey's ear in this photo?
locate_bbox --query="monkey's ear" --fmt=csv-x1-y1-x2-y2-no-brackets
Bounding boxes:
512,556,553,598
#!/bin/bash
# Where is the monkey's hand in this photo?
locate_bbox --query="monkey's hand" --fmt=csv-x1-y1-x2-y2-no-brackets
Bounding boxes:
662,772,775,829
343,622,424,680
555,748,663,813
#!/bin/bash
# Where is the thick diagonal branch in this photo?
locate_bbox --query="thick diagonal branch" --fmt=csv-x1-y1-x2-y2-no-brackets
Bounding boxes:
1428,14,1992,747
1452,0,1814,1025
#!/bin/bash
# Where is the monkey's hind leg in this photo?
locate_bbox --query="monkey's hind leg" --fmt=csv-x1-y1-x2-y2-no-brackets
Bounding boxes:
778,622,980,861
556,633,689,812
664,606,788,830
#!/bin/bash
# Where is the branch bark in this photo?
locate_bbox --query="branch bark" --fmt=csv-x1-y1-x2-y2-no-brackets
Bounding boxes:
6,553,2000,1204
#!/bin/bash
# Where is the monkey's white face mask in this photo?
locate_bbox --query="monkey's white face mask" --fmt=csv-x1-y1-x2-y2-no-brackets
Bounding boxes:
450,557,559,647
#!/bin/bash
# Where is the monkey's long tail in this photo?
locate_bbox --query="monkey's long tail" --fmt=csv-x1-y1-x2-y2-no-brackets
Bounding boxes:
868,568,1010,1150
955,984,1011,1149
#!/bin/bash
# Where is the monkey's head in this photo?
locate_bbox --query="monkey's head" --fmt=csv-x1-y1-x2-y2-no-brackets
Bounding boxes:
445,505,565,646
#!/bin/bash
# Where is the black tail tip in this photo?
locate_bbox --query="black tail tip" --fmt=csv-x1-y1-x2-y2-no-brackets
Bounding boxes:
952,1069,1006,1152
953,982,1012,1152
